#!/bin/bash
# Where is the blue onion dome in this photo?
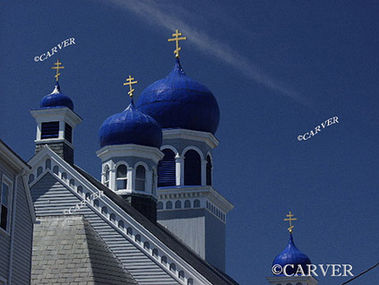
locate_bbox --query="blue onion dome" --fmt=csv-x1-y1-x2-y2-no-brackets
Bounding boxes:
99,101,162,148
136,59,220,134
40,82,74,110
272,234,311,276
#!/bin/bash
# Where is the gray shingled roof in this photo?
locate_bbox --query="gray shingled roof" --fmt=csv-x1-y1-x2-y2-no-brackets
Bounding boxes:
31,215,137,285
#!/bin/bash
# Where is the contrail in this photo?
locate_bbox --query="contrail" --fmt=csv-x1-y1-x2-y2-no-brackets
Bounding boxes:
103,0,310,106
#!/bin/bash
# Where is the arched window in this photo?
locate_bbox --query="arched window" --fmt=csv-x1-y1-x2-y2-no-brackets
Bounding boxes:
118,220,124,229
157,202,163,210
166,201,172,209
85,193,91,200
206,155,212,186
175,200,182,209
135,234,141,243
179,270,185,279
77,186,83,195
135,165,146,191
194,199,200,208
184,200,191,208
104,166,110,187
187,278,193,285
152,248,158,257
170,263,176,272
94,199,100,208
116,164,127,190
127,227,133,236
110,213,116,222
158,149,176,187
184,150,201,185
69,179,75,187
37,167,43,177
161,256,167,265
144,242,150,249
45,159,51,170
28,174,34,184
61,172,67,181
53,165,59,175
101,206,108,215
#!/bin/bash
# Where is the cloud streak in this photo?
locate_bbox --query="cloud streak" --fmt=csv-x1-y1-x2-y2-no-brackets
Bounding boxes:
104,0,310,106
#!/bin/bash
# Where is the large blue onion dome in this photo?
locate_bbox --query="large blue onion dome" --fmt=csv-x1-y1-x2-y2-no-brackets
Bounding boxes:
99,101,162,148
272,234,311,276
136,59,220,134
40,82,74,110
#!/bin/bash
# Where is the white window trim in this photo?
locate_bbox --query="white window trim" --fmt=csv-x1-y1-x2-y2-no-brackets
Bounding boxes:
115,162,130,191
0,175,13,235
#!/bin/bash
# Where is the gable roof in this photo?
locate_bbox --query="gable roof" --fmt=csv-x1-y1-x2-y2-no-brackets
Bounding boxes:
73,165,239,285
31,215,137,285
28,145,238,285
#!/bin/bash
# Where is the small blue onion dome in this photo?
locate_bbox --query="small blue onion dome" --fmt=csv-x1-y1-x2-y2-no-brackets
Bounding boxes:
272,234,311,276
99,101,162,148
40,82,74,110
136,59,220,134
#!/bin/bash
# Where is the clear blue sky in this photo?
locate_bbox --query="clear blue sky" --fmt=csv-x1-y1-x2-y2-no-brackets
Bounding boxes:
1,1,378,284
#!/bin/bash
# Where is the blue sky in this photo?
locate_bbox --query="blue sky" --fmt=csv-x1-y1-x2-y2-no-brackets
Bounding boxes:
1,1,378,284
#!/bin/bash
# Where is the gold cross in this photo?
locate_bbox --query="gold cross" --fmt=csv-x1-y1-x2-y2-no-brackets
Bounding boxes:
284,211,297,233
168,29,187,58
123,75,138,98
51,59,64,82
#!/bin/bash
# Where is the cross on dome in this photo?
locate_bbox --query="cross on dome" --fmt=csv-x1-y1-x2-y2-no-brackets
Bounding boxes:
51,59,64,82
284,211,297,233
123,75,138,98
168,29,187,58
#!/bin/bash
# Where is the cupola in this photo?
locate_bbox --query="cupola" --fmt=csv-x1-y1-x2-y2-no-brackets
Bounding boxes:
97,75,163,223
31,60,82,164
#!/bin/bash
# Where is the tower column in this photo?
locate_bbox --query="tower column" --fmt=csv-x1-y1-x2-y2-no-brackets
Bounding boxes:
175,154,184,186
128,167,134,191
146,168,153,194
109,164,116,191
201,159,207,186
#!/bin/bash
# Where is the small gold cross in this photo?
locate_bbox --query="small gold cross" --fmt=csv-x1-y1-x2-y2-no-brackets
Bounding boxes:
123,75,138,98
284,211,297,233
51,59,64,82
168,29,187,58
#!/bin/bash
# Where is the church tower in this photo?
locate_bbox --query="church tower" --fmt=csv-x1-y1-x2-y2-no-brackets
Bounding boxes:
31,60,82,165
267,212,318,285
97,75,163,222
136,30,234,272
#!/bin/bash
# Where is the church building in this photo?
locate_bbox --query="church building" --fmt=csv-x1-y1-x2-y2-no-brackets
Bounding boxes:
27,30,237,285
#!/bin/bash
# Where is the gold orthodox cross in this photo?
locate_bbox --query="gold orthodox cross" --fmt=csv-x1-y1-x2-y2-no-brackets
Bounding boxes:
168,29,187,58
51,59,64,82
123,75,138,98
284,211,297,233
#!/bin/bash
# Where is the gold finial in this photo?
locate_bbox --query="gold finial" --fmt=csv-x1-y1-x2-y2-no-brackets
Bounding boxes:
284,211,297,233
123,75,138,98
168,29,187,58
51,59,64,82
